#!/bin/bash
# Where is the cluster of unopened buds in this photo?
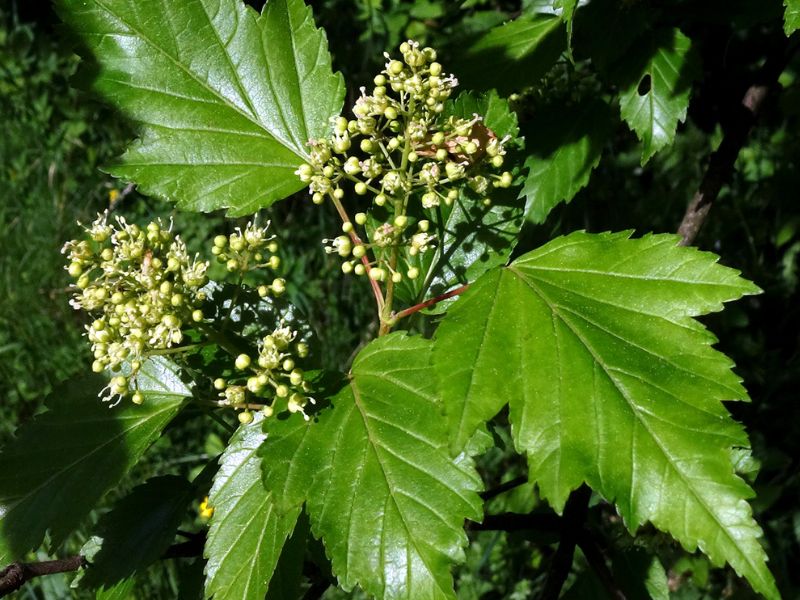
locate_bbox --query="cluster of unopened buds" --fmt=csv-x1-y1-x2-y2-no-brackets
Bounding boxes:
63,213,209,404
211,221,286,297
296,40,513,283
213,325,313,423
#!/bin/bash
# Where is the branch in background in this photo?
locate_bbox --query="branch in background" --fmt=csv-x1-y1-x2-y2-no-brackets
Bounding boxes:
0,534,205,597
539,485,592,600
0,556,86,598
677,39,797,246
480,475,528,501
577,531,627,600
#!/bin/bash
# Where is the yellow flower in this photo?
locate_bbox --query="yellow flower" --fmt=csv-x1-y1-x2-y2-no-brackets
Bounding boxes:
199,496,214,519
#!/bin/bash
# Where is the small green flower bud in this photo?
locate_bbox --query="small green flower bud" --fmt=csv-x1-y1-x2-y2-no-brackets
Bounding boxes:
312,192,324,204
392,271,402,283
355,212,367,225
342,221,354,233
192,309,203,322
258,285,269,297
375,193,387,206
290,369,304,386
389,60,404,75
269,255,281,270
394,215,408,228
360,139,375,153
271,278,286,295
213,235,228,248
374,74,387,86
226,258,239,272
296,342,309,358
384,106,398,120
354,182,368,195
275,384,290,398
407,267,420,280
352,244,366,258
235,354,251,370
214,378,226,390
354,264,366,276
342,261,354,274
247,377,263,393
418,220,430,232
238,411,254,424
369,267,386,281
262,404,274,417
230,236,245,252
408,151,418,163
288,393,305,413
491,155,504,168
92,360,104,373
333,188,345,200
132,391,144,405
429,61,442,76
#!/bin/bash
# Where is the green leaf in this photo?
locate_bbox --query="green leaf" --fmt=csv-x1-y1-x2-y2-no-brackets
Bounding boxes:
433,231,778,599
786,0,800,34
553,0,578,54
204,414,301,600
84,475,194,587
95,578,136,600
451,15,566,95
520,99,614,223
618,28,698,164
262,334,483,599
57,0,344,215
0,357,188,564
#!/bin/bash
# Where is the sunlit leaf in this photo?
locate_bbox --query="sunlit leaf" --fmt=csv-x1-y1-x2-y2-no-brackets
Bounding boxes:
433,231,777,599
57,0,344,214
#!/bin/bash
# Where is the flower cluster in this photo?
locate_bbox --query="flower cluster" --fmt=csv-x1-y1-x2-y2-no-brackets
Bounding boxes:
211,221,286,296
296,40,512,283
63,214,209,403
213,325,312,422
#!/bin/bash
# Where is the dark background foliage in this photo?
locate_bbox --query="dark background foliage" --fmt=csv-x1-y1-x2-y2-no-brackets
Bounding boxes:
1,0,799,597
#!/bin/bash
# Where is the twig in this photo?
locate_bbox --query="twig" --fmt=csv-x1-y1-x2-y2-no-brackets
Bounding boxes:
480,475,529,501
677,38,797,246
393,284,470,321
0,556,86,598
470,512,561,533
0,535,206,597
539,485,592,600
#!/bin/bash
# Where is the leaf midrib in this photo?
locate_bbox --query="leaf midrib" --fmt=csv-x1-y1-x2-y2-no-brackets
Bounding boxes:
349,379,452,598
91,0,295,156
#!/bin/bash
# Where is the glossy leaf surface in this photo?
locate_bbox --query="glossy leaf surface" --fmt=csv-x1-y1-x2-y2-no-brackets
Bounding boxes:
205,414,301,600
261,334,482,599
433,231,777,599
57,0,344,215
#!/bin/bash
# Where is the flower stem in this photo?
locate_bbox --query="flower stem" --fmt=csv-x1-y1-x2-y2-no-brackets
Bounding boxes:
330,194,385,314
